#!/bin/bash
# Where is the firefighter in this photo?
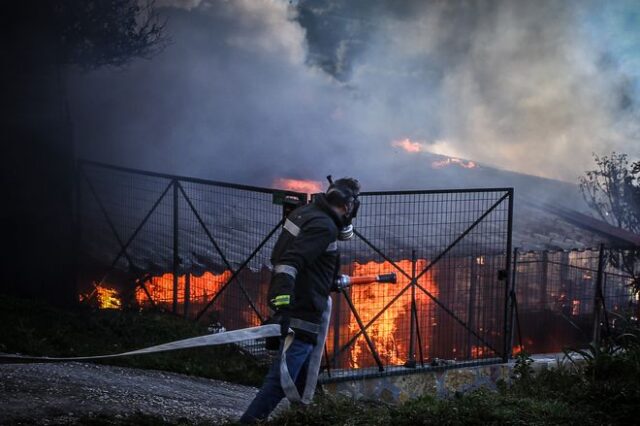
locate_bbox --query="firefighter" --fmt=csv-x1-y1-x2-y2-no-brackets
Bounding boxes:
239,177,360,423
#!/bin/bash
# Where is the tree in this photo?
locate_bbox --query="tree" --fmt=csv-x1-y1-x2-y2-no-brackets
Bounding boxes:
579,153,640,292
1,0,168,305
54,0,168,69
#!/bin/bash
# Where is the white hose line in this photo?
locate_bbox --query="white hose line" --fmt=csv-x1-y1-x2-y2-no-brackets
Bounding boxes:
0,324,282,362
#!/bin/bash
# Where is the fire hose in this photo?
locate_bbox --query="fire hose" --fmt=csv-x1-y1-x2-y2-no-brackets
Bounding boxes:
0,273,396,359
334,272,397,289
0,273,396,403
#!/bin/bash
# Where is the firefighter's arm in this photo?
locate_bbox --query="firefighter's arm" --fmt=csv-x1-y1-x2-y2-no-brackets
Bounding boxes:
268,219,335,310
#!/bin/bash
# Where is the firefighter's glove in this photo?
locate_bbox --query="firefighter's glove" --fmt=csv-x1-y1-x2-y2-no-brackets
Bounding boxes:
276,309,291,338
263,310,290,350
270,294,291,310
268,298,291,338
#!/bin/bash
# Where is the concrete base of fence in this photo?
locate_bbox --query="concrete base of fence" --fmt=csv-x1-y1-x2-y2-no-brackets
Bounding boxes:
320,354,563,403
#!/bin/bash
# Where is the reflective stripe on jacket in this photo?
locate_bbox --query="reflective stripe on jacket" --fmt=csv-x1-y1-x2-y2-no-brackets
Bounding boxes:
268,195,342,337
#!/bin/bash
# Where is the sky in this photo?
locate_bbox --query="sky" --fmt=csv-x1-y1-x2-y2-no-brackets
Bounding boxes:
69,0,640,189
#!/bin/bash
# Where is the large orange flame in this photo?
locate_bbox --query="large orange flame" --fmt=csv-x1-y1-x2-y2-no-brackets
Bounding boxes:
86,259,447,368
135,270,233,306
347,260,437,368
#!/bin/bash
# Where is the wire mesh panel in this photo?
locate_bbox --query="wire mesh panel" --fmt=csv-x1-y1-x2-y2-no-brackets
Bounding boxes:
324,189,513,379
603,272,637,318
512,248,638,355
77,161,306,357
603,248,639,321
77,162,175,307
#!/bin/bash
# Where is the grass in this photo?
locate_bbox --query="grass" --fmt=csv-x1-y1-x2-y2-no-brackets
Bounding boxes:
0,294,267,386
246,316,640,426
3,294,639,425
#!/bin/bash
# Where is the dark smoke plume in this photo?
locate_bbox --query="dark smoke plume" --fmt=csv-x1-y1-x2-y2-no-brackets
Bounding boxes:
69,0,640,194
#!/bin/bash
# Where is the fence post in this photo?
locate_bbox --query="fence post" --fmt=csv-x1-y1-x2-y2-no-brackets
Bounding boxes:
184,272,190,318
502,188,515,363
405,250,417,368
592,244,606,345
541,250,549,310
466,255,478,359
508,248,520,355
74,161,82,296
172,180,179,315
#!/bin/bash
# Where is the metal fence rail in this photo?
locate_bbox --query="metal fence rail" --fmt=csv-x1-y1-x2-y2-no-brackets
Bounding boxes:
510,246,638,355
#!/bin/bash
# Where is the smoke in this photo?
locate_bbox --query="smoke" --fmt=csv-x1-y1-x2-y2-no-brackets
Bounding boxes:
70,0,357,184
69,0,640,193
297,0,640,181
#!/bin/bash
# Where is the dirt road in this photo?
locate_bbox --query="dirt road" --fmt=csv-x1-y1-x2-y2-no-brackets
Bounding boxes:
0,362,259,425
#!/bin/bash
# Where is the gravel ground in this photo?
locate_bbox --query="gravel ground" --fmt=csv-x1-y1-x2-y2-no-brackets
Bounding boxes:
0,362,260,425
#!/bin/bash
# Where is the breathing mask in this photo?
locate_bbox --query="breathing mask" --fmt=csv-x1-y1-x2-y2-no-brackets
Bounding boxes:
326,175,360,241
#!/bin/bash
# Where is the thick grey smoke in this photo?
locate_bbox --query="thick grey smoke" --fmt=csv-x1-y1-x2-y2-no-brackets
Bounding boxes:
69,0,640,193
70,0,358,184
296,0,640,181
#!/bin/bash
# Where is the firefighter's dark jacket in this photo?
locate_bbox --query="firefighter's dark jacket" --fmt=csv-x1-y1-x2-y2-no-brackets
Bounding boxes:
268,194,343,342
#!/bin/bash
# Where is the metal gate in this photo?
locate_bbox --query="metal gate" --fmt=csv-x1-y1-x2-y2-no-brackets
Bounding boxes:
77,161,514,376
324,189,514,379
76,160,306,336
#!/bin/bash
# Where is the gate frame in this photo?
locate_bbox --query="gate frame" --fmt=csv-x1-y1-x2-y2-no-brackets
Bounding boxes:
331,187,515,371
77,160,515,376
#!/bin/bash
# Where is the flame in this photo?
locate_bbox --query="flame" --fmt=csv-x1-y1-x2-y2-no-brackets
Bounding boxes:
126,259,439,368
391,138,478,172
96,285,122,309
136,270,233,306
471,345,489,358
273,178,322,195
432,157,477,169
392,138,424,153
347,260,437,368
